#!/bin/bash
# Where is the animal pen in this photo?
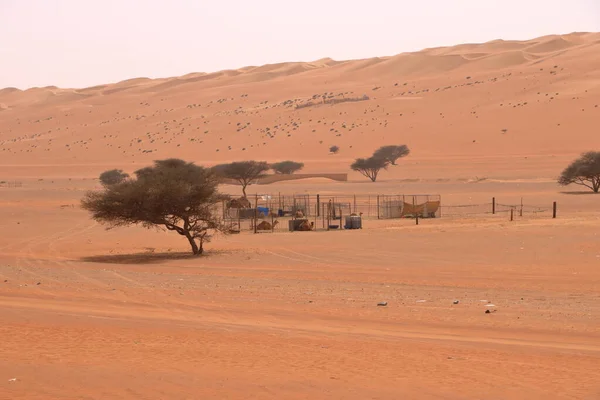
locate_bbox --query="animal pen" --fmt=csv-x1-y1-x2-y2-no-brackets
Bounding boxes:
222,193,442,233
221,193,557,233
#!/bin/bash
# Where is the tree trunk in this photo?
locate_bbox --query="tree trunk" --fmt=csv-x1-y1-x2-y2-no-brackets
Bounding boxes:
198,236,204,255
184,232,200,255
242,184,247,197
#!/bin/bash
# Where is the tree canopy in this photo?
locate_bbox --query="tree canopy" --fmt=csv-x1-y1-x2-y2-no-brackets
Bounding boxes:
329,145,340,154
81,159,227,255
270,161,304,174
558,151,600,193
373,145,410,165
212,161,270,197
99,169,129,186
350,157,389,182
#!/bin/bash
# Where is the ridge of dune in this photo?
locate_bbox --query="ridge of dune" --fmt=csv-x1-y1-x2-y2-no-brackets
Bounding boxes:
2,32,597,95
0,31,598,182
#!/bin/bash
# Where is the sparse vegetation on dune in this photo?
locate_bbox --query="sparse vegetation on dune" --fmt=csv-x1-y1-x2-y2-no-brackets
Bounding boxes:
294,94,370,110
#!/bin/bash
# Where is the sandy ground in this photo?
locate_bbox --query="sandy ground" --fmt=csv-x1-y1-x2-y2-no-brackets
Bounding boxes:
1,178,600,399
1,32,600,399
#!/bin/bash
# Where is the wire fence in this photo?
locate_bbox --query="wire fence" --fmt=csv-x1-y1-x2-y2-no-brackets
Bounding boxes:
221,194,557,233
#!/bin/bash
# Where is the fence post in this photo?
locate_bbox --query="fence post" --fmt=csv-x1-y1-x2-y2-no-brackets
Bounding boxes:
520,197,523,217
317,194,320,217
254,194,258,234
271,212,274,232
353,195,357,214
510,207,514,222
327,201,331,231
553,201,557,219
416,214,419,225
377,195,380,219
492,197,496,214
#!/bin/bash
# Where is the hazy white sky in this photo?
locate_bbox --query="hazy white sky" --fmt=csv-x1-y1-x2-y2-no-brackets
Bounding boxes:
1,0,599,89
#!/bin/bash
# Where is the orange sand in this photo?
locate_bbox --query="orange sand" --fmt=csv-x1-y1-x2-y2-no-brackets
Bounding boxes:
1,33,600,399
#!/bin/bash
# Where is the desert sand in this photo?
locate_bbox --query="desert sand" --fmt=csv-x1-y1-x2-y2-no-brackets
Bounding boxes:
1,33,600,399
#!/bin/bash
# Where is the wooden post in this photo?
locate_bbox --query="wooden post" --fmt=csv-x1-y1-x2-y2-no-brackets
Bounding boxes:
553,201,557,219
317,194,320,217
327,201,331,231
254,194,258,233
520,197,523,217
271,213,274,232
339,205,343,230
492,197,496,214
353,194,357,214
413,196,416,221
510,207,514,222
377,195,380,219
416,214,419,225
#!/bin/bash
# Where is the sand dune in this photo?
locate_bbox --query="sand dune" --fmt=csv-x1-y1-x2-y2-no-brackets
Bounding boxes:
0,32,598,182
2,32,600,400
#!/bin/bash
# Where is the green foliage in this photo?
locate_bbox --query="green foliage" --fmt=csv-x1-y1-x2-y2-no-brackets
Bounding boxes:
82,159,226,255
558,151,600,192
99,169,129,186
350,157,389,182
212,161,270,197
372,145,410,165
270,161,304,174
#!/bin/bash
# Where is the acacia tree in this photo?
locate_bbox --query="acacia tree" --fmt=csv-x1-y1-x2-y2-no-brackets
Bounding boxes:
558,151,600,193
351,157,390,182
270,161,304,174
373,145,410,165
329,145,340,154
82,159,227,255
212,161,270,197
99,169,129,186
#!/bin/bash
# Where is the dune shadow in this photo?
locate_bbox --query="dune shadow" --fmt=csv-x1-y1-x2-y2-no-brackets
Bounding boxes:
560,191,599,195
80,251,200,265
